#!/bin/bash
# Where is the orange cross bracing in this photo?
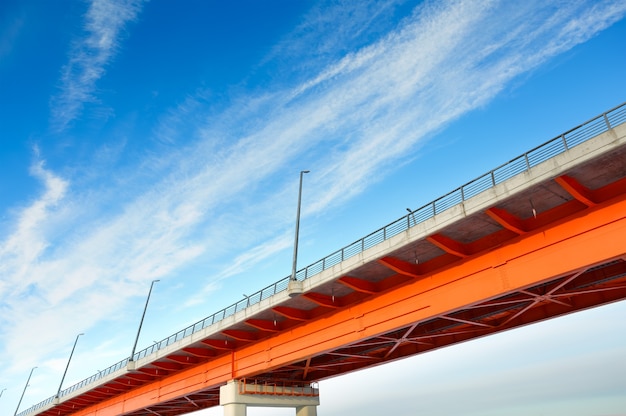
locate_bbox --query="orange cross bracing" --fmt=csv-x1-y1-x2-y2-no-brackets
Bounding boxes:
27,121,626,416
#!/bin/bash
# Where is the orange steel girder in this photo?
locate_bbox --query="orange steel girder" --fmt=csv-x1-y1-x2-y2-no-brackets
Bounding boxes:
68,193,626,416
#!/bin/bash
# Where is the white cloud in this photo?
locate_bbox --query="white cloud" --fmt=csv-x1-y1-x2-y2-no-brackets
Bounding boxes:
50,0,146,131
206,0,626,216
0,158,68,299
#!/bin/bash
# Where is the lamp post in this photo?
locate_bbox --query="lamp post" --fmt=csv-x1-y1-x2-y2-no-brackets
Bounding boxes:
130,279,160,361
291,170,309,281
14,367,36,416
406,208,416,227
1,387,6,398
56,333,83,399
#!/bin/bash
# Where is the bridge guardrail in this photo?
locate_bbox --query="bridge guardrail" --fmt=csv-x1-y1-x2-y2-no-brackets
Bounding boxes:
17,101,626,416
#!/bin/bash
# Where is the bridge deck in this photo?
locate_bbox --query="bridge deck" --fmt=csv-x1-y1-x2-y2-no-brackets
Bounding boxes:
22,103,626,416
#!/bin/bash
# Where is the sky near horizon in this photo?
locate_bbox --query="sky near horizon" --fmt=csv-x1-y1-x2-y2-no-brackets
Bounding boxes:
1,1,626,415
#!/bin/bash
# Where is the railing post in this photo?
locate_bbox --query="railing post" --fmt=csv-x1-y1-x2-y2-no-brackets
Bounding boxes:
561,134,568,150
603,113,612,129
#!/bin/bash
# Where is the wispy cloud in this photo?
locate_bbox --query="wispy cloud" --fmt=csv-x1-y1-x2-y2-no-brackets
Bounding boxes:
183,233,293,308
221,0,626,213
50,0,146,131
0,155,68,297
259,0,406,82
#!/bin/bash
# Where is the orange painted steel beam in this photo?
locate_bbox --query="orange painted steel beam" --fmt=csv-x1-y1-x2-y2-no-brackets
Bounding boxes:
245,319,282,332
125,373,154,381
136,367,167,376
303,292,342,308
426,233,470,257
183,347,215,358
222,329,258,342
339,276,380,294
202,339,234,350
168,355,200,364
555,175,598,206
273,306,311,321
485,207,527,234
68,194,626,416
377,256,423,277
152,361,182,371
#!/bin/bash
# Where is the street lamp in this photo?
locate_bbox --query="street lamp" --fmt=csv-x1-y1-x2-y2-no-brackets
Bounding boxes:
130,279,160,361
406,208,416,227
56,333,83,399
291,170,309,282
1,387,6,398
14,367,36,416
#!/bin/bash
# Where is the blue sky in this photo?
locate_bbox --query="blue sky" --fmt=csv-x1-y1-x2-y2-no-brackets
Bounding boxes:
1,1,626,415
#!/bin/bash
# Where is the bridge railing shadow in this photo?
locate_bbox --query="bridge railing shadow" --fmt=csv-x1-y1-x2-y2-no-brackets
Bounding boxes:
17,102,626,416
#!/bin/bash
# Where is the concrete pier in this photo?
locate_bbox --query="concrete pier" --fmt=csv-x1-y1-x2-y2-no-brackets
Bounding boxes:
220,379,319,416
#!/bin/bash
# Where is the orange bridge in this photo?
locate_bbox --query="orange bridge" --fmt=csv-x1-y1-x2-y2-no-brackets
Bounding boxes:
21,103,626,415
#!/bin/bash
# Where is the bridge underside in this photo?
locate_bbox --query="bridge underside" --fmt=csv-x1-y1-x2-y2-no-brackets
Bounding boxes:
36,128,626,416
125,206,626,416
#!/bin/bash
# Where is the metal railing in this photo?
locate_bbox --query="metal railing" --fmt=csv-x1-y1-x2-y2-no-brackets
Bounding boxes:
17,101,626,416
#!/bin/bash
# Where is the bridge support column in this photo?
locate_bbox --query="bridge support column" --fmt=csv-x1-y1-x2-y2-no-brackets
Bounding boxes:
296,405,317,416
224,402,247,416
220,379,320,416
